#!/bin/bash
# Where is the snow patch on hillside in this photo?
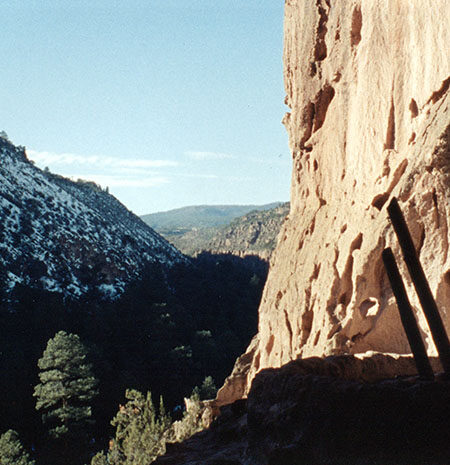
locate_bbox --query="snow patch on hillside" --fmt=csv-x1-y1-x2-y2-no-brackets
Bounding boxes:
0,137,187,299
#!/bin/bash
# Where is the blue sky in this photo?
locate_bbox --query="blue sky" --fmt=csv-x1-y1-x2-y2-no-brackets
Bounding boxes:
1,1,291,215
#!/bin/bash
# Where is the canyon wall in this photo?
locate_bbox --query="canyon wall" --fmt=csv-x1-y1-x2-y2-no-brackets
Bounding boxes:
218,0,450,404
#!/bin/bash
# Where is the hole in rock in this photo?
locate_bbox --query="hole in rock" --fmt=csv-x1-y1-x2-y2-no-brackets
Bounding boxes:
275,290,283,309
372,192,389,211
311,263,321,279
409,98,419,118
285,310,293,341
384,98,396,150
265,334,274,356
351,233,363,251
313,85,335,132
359,298,377,318
338,292,349,306
408,132,416,144
300,310,314,345
432,190,438,210
350,6,362,47
427,76,450,104
301,102,315,145
254,352,260,372
314,330,321,346
314,1,328,61
444,270,450,286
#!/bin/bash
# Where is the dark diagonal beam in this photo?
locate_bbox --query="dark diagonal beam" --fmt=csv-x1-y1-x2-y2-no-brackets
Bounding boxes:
387,197,450,376
382,248,434,380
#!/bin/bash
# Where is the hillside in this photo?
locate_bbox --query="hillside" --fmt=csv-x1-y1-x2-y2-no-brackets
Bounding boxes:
0,136,185,299
141,203,282,232
164,202,290,259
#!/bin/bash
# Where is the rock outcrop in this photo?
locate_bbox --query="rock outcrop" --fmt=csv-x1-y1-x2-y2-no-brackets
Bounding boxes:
223,0,450,401
194,203,290,261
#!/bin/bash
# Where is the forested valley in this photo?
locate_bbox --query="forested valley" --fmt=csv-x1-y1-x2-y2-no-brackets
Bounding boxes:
0,135,282,464
0,253,265,464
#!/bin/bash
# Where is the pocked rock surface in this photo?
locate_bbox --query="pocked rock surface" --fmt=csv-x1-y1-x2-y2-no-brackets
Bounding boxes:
218,0,450,405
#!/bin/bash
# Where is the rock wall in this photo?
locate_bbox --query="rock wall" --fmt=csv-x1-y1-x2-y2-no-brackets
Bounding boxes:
219,0,450,403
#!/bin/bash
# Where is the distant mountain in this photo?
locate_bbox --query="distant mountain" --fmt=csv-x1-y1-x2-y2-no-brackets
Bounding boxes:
0,136,185,299
161,202,290,260
141,203,283,232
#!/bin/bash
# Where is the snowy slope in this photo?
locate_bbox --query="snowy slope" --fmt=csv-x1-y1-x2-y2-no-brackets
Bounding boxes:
0,137,186,299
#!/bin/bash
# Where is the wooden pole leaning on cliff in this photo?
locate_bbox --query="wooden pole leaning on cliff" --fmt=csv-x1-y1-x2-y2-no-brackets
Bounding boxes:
387,197,450,377
382,248,434,380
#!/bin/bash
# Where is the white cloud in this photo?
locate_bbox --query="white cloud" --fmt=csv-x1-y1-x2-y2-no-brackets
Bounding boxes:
185,150,235,160
27,150,178,169
247,155,290,166
175,173,219,179
67,174,170,188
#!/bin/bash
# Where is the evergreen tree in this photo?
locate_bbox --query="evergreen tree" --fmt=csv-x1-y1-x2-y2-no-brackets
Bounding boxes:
199,375,217,400
99,389,171,465
90,450,108,465
190,375,217,400
33,331,98,440
0,430,35,465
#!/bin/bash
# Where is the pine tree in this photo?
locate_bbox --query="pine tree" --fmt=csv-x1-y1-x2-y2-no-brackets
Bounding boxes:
199,375,217,400
0,430,35,465
33,331,98,440
105,389,171,465
90,450,108,465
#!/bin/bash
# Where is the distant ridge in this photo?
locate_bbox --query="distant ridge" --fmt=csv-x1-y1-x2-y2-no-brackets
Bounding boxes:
161,202,290,259
141,203,283,231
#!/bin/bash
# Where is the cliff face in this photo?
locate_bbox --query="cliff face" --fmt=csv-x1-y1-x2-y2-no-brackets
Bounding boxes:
220,0,450,403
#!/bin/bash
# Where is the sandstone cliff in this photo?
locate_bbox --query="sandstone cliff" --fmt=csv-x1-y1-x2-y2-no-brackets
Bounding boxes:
219,0,450,404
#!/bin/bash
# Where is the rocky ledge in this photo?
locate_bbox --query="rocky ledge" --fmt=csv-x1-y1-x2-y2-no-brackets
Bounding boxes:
155,354,450,465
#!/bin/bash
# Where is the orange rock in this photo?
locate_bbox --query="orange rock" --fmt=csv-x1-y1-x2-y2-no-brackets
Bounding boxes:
222,0,450,402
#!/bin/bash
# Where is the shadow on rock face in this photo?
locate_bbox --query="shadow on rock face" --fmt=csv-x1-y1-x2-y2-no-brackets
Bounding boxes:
248,362,450,464
155,353,450,465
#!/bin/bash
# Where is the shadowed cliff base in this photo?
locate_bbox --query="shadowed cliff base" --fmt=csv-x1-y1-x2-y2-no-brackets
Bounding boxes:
154,353,450,465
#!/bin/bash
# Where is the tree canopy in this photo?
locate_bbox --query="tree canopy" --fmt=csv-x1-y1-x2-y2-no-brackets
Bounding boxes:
92,389,171,465
33,331,98,439
0,430,35,465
